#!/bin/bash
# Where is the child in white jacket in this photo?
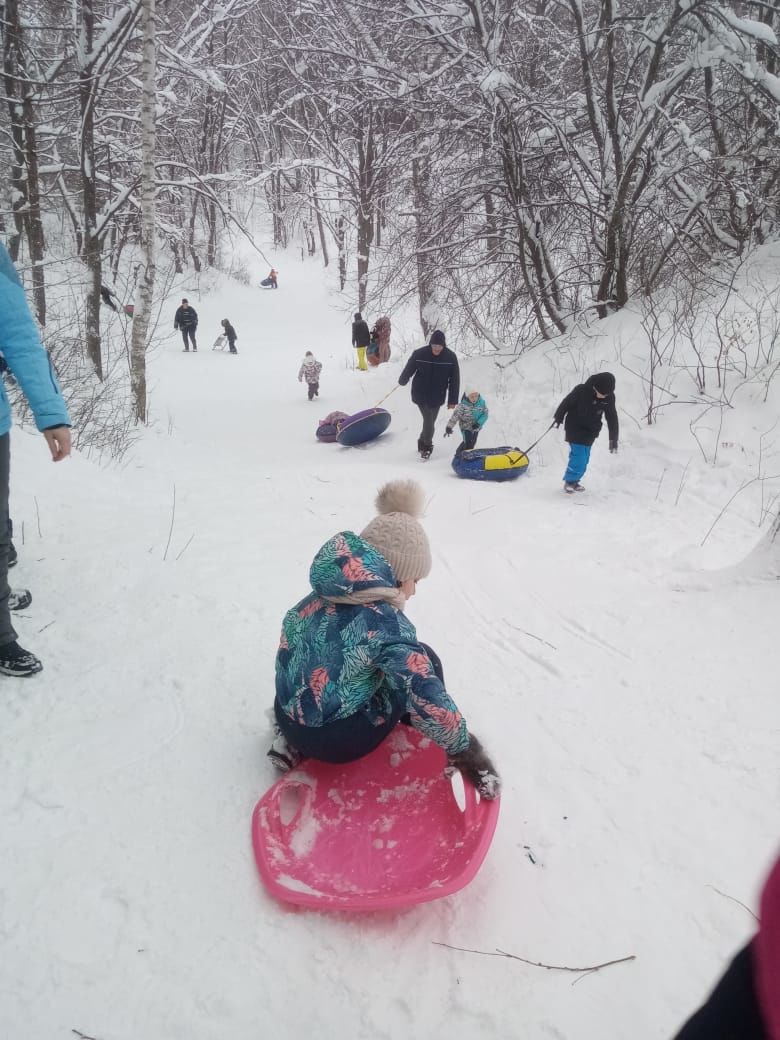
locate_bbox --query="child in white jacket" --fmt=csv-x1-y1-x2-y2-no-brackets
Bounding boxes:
298,352,322,400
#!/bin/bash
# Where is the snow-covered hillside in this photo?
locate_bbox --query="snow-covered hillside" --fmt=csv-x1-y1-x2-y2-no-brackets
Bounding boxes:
1,253,778,1040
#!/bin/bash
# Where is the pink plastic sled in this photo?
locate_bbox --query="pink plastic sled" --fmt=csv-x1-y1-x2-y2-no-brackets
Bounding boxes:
251,727,500,911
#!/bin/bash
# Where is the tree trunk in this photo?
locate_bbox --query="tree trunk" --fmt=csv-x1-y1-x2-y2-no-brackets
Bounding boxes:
356,110,375,314
78,0,103,379
2,0,47,323
411,154,436,338
130,0,157,424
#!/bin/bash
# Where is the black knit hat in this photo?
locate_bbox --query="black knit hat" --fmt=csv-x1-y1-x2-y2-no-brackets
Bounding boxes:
429,329,446,347
590,372,616,394
354,311,362,321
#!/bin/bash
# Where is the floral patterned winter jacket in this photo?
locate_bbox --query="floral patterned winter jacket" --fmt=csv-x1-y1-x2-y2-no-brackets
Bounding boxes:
275,531,469,755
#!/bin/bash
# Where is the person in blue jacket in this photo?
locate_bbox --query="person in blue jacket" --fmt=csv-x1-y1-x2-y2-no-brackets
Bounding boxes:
0,242,72,676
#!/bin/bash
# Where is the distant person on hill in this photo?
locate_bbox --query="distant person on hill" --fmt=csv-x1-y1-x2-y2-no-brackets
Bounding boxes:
445,388,489,456
351,311,370,372
298,351,322,401
0,240,72,676
260,269,278,289
221,319,237,354
173,298,198,352
370,315,392,365
100,285,119,312
398,329,460,460
268,478,501,799
671,848,780,1040
553,372,618,493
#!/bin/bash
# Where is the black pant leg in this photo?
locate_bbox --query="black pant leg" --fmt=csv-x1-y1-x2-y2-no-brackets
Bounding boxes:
672,944,767,1040
0,434,17,647
418,405,440,450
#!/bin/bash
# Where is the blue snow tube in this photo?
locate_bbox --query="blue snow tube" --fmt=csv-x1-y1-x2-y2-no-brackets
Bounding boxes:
452,446,529,482
336,408,392,447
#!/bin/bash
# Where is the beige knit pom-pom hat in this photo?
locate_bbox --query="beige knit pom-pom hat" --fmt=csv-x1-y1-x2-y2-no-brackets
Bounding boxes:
360,479,432,582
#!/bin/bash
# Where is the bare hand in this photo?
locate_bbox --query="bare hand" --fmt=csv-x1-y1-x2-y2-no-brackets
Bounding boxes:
448,404,456,410
43,426,72,462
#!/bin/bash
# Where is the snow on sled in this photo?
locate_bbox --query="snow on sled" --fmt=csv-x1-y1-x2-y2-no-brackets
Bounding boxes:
336,408,391,447
212,335,227,350
452,446,529,482
251,726,500,911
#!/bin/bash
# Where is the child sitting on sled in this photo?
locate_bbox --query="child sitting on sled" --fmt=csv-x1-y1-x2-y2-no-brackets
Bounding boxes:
298,351,322,400
268,480,501,798
445,388,489,456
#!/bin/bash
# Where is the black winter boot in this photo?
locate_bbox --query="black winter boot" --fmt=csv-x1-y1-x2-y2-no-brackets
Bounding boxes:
0,641,42,677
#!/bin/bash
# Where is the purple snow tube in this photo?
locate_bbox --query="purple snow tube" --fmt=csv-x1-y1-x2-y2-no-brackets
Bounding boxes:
336,408,392,447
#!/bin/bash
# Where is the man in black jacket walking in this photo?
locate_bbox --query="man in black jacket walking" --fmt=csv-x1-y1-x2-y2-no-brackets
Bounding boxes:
398,330,460,459
351,312,370,371
553,371,618,492
174,298,198,352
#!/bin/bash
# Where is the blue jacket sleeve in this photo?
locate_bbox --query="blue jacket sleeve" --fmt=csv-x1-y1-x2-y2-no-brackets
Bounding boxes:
375,639,469,755
0,247,71,431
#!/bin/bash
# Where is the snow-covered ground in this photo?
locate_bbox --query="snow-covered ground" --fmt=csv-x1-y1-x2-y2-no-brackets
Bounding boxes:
1,253,778,1039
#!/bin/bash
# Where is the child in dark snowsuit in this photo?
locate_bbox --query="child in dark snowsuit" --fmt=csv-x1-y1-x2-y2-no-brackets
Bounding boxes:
268,479,500,799
445,388,488,456
553,372,618,493
221,319,237,353
298,351,322,400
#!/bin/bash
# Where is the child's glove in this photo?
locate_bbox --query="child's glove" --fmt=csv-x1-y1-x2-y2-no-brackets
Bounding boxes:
446,734,501,799
609,439,618,453
553,420,561,428
444,427,453,437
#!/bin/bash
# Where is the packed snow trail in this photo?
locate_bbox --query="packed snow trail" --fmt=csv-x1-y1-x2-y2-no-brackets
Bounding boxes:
1,255,777,1040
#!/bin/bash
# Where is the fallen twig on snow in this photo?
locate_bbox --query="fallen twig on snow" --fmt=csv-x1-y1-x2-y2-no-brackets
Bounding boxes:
504,620,557,651
163,482,176,561
708,884,759,922
433,941,635,977
175,533,195,561
72,1030,102,1040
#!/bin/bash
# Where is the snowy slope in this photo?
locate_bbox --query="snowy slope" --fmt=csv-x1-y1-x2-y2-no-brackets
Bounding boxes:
1,254,778,1040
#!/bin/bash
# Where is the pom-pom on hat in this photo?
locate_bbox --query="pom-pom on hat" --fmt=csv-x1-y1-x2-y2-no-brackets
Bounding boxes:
591,372,616,394
429,329,446,347
360,480,432,582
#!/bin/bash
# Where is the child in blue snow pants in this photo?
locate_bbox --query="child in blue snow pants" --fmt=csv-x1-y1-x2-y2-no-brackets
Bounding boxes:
553,372,618,491
563,443,591,484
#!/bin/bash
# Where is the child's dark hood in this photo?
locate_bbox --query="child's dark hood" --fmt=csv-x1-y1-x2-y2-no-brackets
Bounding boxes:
586,372,616,395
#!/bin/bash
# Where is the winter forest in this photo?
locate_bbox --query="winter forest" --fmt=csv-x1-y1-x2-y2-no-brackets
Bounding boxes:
5,1,780,434
2,1,780,1038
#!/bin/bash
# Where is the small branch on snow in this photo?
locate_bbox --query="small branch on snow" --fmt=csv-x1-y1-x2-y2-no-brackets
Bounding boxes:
708,885,759,923
72,1030,103,1040
433,942,635,977
504,620,557,651
175,534,195,561
34,496,43,538
163,483,176,562
37,620,55,634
